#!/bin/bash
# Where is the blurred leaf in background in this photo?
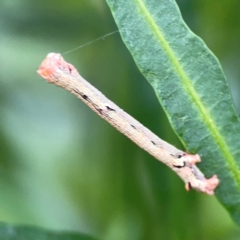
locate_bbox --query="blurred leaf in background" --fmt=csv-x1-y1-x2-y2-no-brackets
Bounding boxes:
0,0,240,239
0,223,97,240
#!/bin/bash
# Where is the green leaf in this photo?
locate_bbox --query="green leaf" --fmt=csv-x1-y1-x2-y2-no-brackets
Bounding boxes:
106,0,240,224
0,223,97,240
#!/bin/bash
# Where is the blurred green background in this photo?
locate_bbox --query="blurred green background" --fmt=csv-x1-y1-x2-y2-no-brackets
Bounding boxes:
1,0,240,239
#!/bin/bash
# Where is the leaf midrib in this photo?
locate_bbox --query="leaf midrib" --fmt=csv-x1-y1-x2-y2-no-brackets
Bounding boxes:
135,0,240,187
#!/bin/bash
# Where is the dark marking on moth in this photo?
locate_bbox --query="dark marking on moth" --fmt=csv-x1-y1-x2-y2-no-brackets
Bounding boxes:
72,88,81,95
151,141,156,145
130,125,136,129
106,106,115,111
80,93,92,104
75,90,103,116
187,182,192,190
91,103,103,115
170,153,183,159
68,66,72,73
82,94,89,100
173,161,186,168
97,108,103,114
72,89,91,103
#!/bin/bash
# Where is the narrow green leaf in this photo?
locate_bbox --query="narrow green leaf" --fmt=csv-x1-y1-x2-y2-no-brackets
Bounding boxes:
0,223,97,240
106,0,240,223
